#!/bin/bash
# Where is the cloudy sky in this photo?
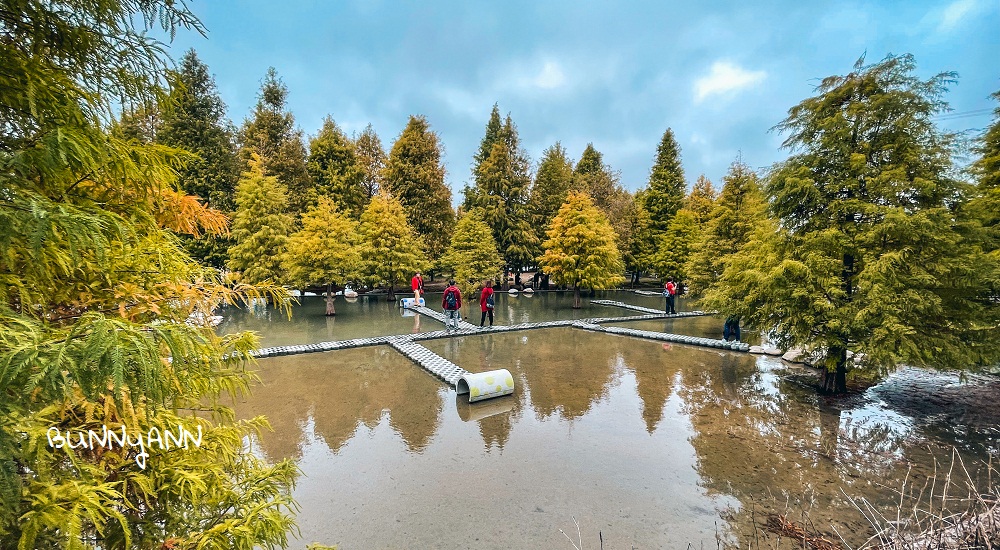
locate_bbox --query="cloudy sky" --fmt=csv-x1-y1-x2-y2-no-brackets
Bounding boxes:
166,0,999,199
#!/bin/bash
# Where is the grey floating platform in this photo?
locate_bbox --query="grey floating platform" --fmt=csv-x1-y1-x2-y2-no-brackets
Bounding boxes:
410,305,479,331
246,312,747,390
574,321,751,352
590,300,710,318
632,290,665,296
386,337,469,386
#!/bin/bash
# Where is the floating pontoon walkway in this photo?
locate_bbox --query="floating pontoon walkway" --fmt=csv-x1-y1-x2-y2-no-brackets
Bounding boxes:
246,301,746,391
632,290,664,296
385,337,469,385
409,305,479,331
591,299,708,317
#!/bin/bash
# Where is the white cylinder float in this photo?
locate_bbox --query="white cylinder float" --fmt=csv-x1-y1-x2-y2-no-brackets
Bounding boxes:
399,297,426,309
456,369,514,403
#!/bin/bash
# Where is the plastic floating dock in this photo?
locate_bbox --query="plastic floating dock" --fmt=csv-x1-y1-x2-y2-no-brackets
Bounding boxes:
590,299,710,316
245,311,748,401
409,305,479,331
385,337,469,386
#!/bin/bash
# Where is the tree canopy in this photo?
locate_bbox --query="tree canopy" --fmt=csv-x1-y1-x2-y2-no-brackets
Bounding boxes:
685,159,765,295
538,191,625,308
239,68,311,217
227,159,294,285
283,197,360,315
641,127,686,234
307,117,366,219
357,192,427,301
383,115,454,264
703,54,1000,393
158,49,241,267
441,210,504,297
0,1,302,547
464,109,536,281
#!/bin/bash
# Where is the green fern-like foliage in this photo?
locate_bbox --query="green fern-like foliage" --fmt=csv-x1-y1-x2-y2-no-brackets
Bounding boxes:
0,1,312,547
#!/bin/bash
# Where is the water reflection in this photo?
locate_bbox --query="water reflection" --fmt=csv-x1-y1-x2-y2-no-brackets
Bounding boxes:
225,292,998,549
232,347,443,460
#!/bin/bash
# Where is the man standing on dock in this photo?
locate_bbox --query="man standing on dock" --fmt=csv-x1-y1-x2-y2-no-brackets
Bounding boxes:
442,280,462,331
664,277,677,315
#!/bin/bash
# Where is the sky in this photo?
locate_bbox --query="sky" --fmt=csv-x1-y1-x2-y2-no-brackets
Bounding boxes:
165,0,999,199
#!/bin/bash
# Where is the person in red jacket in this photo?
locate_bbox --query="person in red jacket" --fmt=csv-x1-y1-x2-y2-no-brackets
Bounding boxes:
479,279,495,327
411,272,424,302
442,280,462,331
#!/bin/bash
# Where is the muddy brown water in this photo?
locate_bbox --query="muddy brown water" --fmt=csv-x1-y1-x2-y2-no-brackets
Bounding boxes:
224,292,999,549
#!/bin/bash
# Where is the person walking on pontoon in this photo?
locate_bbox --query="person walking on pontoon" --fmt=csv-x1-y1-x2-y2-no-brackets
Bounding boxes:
664,277,678,315
442,280,462,331
479,280,495,327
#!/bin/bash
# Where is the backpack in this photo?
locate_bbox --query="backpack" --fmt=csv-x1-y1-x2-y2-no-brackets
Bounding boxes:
485,293,495,309
445,289,458,309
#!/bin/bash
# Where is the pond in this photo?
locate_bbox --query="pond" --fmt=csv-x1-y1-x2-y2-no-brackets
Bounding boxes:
222,291,999,549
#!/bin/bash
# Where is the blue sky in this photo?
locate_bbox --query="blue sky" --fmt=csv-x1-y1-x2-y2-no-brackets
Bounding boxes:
166,0,999,199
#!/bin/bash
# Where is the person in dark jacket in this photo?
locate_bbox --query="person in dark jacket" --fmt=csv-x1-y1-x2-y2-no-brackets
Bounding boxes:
442,280,462,331
479,280,495,327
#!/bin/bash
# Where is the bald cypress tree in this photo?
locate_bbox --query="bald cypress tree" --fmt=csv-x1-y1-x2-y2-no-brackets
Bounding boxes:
239,68,311,217
705,54,1000,393
465,109,536,284
538,191,625,308
641,128,686,234
686,159,765,296
308,117,365,219
357,192,427,300
971,89,1000,252
158,50,240,267
383,115,454,264
227,160,294,284
355,123,386,203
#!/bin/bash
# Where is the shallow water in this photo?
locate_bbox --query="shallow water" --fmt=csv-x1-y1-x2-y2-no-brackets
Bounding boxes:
225,291,999,549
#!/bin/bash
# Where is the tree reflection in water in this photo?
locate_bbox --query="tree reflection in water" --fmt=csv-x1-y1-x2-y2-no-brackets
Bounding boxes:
231,346,443,460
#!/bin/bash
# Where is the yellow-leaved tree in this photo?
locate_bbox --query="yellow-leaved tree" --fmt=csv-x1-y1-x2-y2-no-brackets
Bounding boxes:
538,191,625,308
0,1,331,548
283,197,360,315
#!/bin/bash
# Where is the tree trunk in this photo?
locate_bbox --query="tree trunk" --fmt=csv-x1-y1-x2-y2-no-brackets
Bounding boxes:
387,283,395,302
325,283,336,316
820,347,848,394
573,285,582,309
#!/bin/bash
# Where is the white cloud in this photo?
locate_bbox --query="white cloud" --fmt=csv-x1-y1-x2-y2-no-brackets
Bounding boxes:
532,61,566,90
938,0,977,33
693,61,766,104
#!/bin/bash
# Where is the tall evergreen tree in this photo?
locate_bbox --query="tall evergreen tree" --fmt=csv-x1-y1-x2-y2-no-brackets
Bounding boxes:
227,159,294,284
355,123,386,203
530,143,575,233
441,210,504,297
307,117,366,219
573,144,634,273
651,209,699,284
971,89,1000,252
283,197,360,315
538,191,625,308
357,192,427,300
686,159,766,296
239,68,311,217
641,128,686,233
383,115,454,264
473,103,504,168
465,110,537,284
158,49,241,267
686,175,717,222
705,54,1000,393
